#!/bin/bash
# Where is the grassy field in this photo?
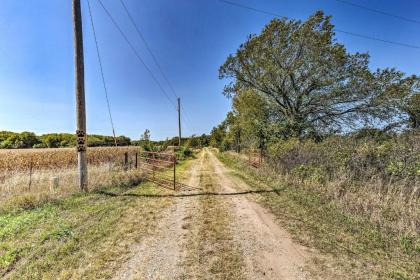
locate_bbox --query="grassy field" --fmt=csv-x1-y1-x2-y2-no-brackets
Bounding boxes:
0,156,192,279
0,183,170,279
0,147,161,213
217,152,420,279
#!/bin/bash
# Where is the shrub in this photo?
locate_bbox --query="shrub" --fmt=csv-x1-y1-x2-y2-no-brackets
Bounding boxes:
176,146,193,161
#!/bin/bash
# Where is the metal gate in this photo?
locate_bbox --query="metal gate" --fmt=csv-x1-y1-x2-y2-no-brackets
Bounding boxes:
138,151,177,190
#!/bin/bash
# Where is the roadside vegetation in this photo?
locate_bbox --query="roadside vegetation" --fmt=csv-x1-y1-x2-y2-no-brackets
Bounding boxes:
210,10,419,279
0,132,196,213
0,146,141,213
0,183,172,279
218,151,419,279
0,153,193,279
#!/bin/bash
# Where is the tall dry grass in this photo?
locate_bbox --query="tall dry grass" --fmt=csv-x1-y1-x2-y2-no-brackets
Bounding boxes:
0,146,143,212
245,132,420,238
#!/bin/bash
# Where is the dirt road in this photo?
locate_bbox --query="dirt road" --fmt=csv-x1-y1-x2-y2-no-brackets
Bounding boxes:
113,148,311,279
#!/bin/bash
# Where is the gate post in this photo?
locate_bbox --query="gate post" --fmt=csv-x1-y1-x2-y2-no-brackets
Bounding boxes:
124,152,128,171
173,154,176,190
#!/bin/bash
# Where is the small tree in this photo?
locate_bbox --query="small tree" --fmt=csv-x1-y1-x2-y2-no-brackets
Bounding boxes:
140,129,151,150
141,129,151,142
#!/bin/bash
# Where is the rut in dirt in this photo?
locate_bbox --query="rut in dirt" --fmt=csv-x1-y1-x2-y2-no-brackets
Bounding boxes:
113,149,313,280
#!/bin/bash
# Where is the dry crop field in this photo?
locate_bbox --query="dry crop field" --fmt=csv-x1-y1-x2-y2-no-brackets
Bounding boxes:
0,146,142,211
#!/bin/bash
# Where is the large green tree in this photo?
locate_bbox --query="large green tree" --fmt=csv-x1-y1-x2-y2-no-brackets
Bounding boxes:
219,11,419,137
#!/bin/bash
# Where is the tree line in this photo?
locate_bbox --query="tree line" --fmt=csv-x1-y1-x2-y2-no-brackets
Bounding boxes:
0,130,211,150
210,11,419,152
0,131,130,149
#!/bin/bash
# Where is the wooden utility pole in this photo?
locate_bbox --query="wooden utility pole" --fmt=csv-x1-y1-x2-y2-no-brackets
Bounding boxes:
73,0,88,191
177,98,182,146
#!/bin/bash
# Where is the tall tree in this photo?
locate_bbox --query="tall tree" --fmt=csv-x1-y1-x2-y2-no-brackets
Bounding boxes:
219,11,419,137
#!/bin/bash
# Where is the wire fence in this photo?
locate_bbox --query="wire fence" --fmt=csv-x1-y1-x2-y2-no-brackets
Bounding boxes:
0,147,177,210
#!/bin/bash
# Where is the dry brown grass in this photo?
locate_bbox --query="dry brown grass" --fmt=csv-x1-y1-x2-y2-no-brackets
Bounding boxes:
0,147,142,212
218,152,420,279
0,146,139,172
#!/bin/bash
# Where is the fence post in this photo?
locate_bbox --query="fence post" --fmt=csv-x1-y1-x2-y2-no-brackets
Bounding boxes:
124,152,128,171
135,152,138,169
173,154,176,190
28,158,33,190
152,153,155,179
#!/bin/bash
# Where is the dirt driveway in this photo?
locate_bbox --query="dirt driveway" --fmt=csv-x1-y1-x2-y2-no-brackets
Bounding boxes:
113,148,313,279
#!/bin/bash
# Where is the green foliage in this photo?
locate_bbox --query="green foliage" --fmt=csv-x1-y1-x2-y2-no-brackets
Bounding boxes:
209,123,228,150
40,133,75,148
0,131,39,149
175,146,193,161
291,164,326,184
132,129,210,150
41,223,75,242
265,131,420,187
219,11,419,138
0,131,132,149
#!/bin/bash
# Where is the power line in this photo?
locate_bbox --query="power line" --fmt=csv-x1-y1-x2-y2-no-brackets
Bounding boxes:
334,29,420,50
219,0,420,50
86,0,118,146
119,0,178,101
97,0,178,110
332,0,420,25
118,0,195,128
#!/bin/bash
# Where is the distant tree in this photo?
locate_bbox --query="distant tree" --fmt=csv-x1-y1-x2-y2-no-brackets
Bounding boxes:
209,124,227,149
139,129,151,150
41,134,62,148
141,129,151,142
116,136,131,146
219,11,419,137
39,133,75,148
0,131,39,148
200,134,210,147
0,131,134,149
186,134,198,148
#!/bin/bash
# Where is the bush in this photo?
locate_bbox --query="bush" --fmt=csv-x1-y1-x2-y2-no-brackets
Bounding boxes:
176,146,193,161
266,132,420,189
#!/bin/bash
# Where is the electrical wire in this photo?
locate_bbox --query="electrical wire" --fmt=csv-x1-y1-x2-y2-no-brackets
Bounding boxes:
87,0,118,146
332,0,420,25
118,0,194,128
97,0,178,110
119,0,178,101
219,0,420,50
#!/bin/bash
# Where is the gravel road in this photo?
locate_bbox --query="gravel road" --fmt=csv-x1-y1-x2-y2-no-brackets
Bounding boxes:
113,149,313,279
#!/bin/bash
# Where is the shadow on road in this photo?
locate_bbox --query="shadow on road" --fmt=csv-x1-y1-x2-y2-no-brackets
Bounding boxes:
97,188,282,198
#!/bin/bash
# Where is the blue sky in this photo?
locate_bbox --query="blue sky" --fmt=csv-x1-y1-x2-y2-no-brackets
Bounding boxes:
0,0,419,140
